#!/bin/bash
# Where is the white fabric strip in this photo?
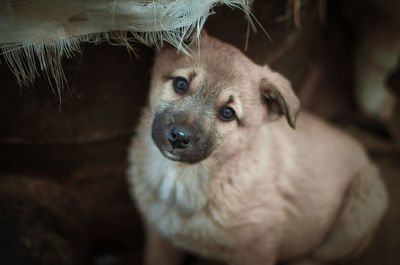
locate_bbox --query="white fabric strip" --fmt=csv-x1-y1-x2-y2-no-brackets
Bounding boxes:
0,0,250,89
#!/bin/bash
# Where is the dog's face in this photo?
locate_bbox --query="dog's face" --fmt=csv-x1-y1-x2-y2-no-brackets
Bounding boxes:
148,34,300,164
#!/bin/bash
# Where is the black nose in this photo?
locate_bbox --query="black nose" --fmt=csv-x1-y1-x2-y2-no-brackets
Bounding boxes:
168,126,192,149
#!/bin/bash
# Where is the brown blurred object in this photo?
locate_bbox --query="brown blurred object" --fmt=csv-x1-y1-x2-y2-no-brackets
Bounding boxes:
0,0,399,265
0,42,152,265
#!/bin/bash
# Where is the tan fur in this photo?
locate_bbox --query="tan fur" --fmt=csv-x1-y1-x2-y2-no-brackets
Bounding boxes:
127,33,388,265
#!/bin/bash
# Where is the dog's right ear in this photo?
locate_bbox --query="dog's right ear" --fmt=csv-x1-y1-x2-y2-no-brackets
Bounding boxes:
259,71,300,129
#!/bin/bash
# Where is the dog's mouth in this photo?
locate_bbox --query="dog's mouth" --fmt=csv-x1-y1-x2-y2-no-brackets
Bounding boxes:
157,142,209,164
161,149,181,161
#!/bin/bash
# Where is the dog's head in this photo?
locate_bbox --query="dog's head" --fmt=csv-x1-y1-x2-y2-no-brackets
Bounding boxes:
148,33,300,164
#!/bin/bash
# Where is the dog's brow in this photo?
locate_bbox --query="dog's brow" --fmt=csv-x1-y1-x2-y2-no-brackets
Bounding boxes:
163,74,174,81
163,71,196,82
189,71,197,82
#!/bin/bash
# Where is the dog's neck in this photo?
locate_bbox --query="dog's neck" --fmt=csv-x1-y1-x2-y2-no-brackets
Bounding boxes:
146,139,213,216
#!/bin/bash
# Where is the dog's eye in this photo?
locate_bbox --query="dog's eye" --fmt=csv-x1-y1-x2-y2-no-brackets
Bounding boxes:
218,106,236,121
172,77,189,95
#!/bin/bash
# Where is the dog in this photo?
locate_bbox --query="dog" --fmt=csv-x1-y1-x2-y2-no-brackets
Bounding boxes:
127,32,388,265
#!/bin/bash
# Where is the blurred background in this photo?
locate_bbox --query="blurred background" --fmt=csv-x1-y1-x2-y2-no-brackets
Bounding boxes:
0,0,399,264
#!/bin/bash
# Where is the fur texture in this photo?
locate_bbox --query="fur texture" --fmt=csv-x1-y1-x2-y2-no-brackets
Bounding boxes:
127,33,388,265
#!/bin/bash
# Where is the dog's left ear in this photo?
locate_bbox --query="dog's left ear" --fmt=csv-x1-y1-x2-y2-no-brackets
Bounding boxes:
259,72,300,129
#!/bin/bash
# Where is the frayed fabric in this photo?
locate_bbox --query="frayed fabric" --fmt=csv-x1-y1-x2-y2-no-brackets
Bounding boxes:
0,0,251,91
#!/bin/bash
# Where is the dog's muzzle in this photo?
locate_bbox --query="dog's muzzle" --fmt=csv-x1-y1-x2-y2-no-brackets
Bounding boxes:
151,110,215,164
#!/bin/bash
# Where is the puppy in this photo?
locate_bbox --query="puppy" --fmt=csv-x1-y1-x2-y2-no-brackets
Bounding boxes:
127,33,388,265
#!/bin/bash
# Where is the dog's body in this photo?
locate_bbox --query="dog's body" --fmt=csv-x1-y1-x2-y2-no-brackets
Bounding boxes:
128,34,388,265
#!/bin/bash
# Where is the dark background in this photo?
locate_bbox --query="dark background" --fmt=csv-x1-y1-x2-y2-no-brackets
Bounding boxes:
0,1,399,264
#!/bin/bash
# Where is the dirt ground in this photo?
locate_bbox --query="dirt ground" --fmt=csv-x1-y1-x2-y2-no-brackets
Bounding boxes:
0,1,399,265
